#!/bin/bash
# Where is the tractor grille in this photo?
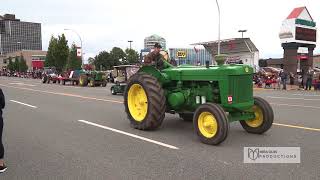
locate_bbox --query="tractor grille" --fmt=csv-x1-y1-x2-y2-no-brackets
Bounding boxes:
229,75,253,103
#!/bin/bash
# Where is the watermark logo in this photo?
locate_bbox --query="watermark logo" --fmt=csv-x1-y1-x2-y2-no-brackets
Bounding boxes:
248,148,259,161
244,147,300,163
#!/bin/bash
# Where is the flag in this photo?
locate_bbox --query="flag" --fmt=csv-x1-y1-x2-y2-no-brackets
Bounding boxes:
77,48,82,57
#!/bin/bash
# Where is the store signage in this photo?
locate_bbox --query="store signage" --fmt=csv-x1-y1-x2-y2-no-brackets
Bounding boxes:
176,51,186,58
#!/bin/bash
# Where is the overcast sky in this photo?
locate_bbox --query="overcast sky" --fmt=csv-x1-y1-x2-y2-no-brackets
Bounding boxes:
1,0,320,60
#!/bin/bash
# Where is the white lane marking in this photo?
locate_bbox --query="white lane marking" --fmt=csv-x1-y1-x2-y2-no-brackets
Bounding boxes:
78,120,179,150
273,123,320,132
9,83,36,87
10,100,37,108
270,103,320,109
267,96,320,101
292,94,320,97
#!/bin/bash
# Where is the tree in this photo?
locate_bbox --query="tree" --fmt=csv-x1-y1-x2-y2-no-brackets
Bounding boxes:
13,57,19,71
19,55,28,72
88,57,95,65
7,57,14,72
65,43,82,70
93,51,110,70
45,34,69,72
110,47,126,66
125,48,140,64
45,35,58,67
55,34,69,72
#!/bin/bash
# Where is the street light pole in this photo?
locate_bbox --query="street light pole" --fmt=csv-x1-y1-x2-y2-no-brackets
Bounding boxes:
238,30,247,38
64,28,83,65
128,40,133,50
215,0,221,55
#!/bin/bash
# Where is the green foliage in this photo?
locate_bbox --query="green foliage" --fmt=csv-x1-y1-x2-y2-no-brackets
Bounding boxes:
19,55,28,72
110,47,126,66
45,36,58,67
65,43,82,70
93,51,110,70
90,47,139,70
7,57,14,71
124,48,139,64
55,34,69,72
13,57,19,71
45,34,69,72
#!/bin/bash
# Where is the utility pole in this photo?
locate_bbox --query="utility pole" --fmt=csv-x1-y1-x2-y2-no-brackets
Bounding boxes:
215,0,221,55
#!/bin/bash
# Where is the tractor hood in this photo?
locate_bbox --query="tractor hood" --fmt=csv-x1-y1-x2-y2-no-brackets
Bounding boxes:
161,64,253,81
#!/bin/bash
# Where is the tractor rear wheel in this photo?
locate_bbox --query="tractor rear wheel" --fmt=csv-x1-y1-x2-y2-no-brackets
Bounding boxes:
79,75,88,86
124,72,166,130
194,103,229,145
179,113,194,122
240,97,273,134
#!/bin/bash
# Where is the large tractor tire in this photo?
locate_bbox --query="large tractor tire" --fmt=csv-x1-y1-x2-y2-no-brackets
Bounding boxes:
89,79,95,87
193,103,229,145
124,72,166,130
179,113,194,122
79,74,88,86
240,97,274,134
41,76,47,83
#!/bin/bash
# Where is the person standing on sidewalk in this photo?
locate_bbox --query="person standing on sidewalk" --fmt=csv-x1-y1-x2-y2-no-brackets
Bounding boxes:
0,88,7,173
280,69,288,90
305,67,314,91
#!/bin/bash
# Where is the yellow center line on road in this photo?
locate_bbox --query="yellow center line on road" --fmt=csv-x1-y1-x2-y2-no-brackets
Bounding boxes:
0,83,123,104
273,123,320,132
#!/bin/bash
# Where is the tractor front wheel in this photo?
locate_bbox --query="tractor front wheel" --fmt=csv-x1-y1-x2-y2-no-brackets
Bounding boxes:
89,79,95,87
240,97,273,134
124,72,166,130
79,75,88,86
101,81,107,87
194,103,229,145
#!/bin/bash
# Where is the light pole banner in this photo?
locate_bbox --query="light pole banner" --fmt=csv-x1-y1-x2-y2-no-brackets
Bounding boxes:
244,147,301,163
77,48,82,57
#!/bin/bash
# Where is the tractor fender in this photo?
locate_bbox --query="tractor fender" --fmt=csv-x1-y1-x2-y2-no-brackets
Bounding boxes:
138,66,170,85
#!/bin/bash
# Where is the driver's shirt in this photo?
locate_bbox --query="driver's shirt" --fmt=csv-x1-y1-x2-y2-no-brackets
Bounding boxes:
144,51,162,65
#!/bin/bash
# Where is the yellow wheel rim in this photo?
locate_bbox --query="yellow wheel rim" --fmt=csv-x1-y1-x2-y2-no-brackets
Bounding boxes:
79,77,83,85
127,84,148,122
246,105,264,128
198,112,218,138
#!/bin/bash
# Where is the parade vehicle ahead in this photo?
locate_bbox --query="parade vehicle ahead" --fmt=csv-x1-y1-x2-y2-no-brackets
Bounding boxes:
110,65,140,95
124,55,274,145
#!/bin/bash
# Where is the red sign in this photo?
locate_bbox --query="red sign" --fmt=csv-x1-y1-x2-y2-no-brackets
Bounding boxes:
227,96,233,104
32,60,44,69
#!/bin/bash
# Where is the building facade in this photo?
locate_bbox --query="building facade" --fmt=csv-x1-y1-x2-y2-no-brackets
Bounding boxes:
169,48,212,65
259,54,320,69
144,34,166,49
193,38,259,70
0,14,42,55
1,50,47,70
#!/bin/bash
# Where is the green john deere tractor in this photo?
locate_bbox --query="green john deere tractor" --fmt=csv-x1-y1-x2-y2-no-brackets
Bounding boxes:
124,56,274,145
78,71,107,87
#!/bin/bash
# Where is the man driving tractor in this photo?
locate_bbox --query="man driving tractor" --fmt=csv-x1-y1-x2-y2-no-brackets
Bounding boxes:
144,43,165,69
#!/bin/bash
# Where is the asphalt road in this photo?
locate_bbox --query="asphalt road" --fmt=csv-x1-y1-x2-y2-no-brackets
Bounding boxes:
0,76,319,180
